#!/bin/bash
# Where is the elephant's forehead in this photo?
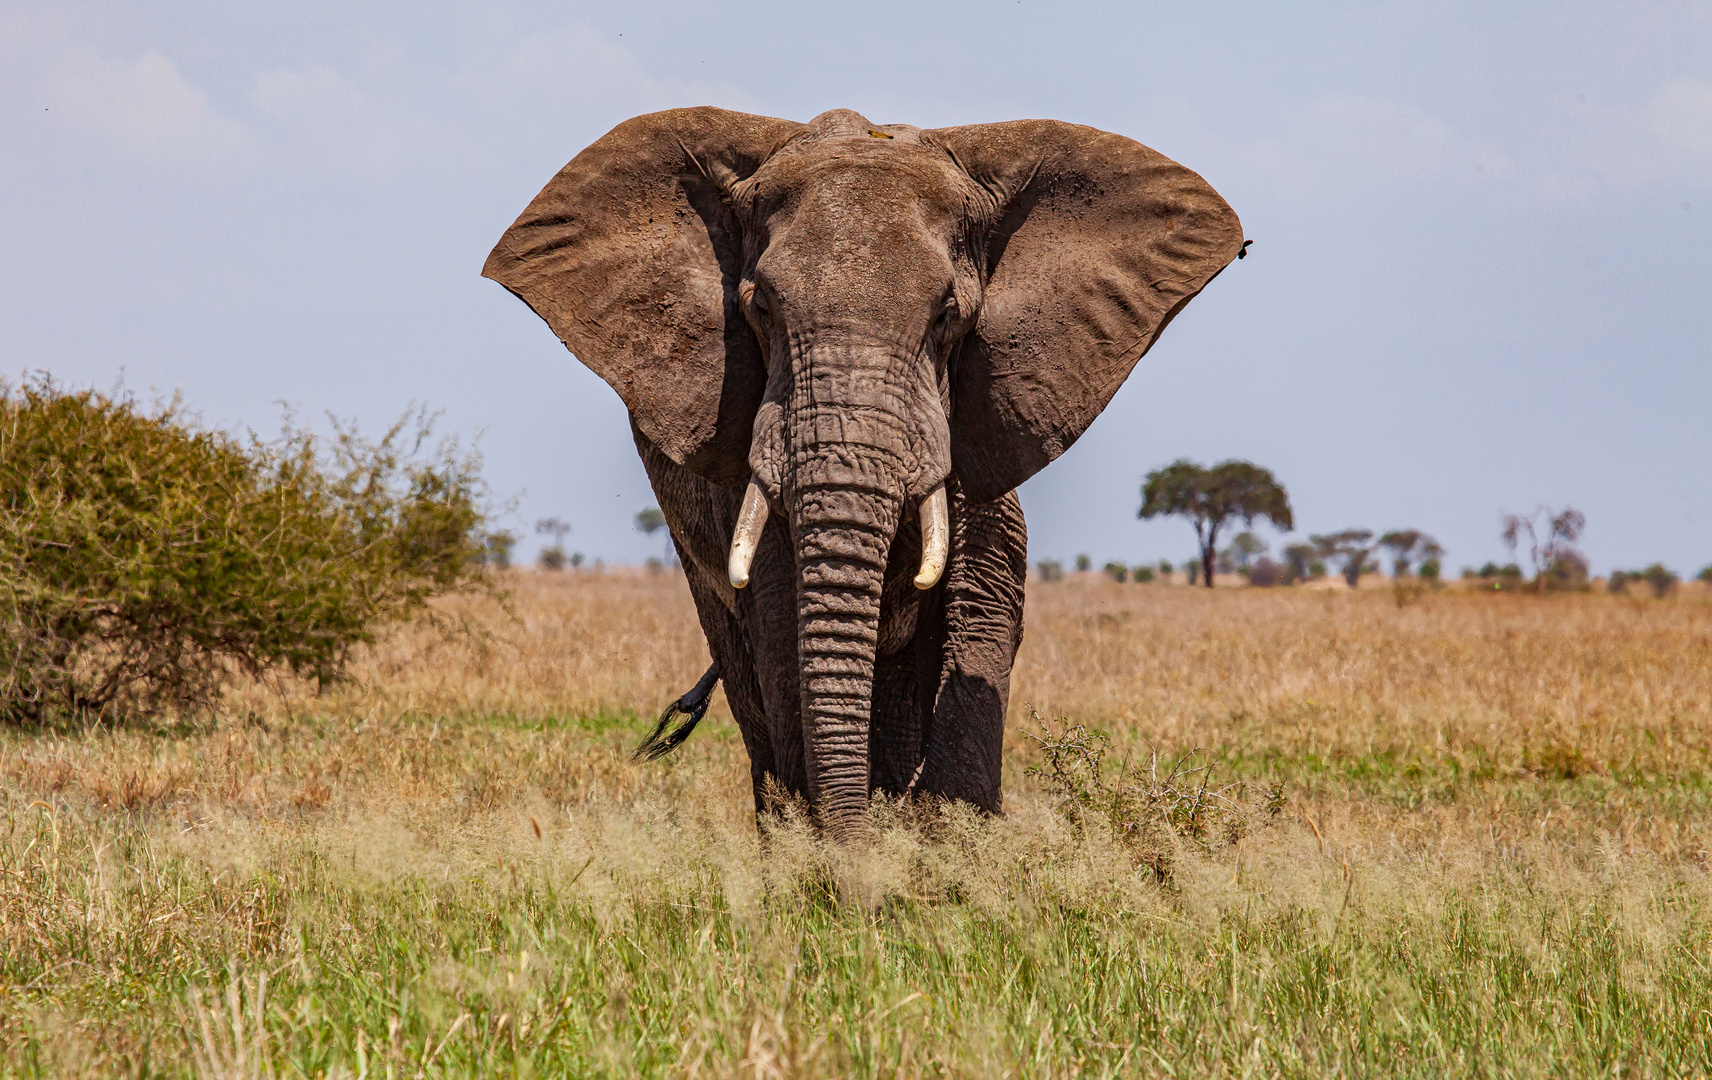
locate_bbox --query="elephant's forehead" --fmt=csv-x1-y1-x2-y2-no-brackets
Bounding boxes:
745,139,972,220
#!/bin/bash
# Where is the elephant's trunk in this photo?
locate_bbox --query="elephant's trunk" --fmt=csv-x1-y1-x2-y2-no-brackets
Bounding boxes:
792,465,900,835
776,339,951,836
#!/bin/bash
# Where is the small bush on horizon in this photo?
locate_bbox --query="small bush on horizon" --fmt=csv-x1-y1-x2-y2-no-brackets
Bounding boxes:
1102,561,1128,583
477,529,517,570
0,376,490,724
1035,559,1064,583
1281,542,1316,585
535,516,571,570
1132,565,1156,583
1611,564,1679,598
1470,562,1527,592
1642,564,1678,597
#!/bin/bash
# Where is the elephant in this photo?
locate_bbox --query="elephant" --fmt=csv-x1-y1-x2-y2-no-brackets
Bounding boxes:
484,107,1243,837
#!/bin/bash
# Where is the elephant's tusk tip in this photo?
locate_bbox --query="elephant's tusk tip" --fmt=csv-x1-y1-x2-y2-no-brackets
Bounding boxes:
914,485,949,590
727,476,769,592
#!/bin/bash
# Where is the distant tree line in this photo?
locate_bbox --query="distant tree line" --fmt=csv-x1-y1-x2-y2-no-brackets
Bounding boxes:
1030,460,1708,596
475,506,676,574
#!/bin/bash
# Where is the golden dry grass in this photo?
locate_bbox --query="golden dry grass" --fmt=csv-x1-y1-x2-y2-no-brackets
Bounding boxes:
3,572,1710,1077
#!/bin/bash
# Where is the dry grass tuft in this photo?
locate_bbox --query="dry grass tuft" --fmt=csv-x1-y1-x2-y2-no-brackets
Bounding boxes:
2,572,1710,1077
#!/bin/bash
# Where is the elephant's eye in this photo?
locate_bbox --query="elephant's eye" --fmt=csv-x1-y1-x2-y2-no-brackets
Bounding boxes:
749,287,771,319
933,302,958,338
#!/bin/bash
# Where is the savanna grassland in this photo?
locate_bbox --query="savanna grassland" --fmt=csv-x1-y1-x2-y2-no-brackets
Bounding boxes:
3,574,1711,1078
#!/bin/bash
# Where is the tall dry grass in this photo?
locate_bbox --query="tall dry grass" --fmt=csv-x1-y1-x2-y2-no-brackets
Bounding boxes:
1017,582,1712,771
2,572,1709,1077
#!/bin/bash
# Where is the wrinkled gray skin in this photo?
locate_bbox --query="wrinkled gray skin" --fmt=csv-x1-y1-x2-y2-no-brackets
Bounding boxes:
485,107,1242,838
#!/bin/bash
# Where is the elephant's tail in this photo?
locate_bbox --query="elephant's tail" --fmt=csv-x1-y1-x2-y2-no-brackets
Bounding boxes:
632,663,719,761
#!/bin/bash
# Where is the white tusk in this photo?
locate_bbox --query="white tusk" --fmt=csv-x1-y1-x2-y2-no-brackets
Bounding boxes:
728,476,770,589
914,485,948,590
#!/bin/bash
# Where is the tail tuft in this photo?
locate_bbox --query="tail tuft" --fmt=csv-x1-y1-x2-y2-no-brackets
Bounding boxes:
632,664,720,762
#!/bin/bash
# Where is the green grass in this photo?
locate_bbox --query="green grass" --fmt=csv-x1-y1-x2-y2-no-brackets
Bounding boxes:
3,714,1710,1078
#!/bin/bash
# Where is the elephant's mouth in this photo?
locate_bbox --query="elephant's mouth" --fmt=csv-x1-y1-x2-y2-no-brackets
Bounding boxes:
727,475,947,595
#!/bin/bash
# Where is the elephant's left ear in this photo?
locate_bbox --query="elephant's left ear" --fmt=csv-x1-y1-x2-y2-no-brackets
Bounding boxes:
927,121,1244,503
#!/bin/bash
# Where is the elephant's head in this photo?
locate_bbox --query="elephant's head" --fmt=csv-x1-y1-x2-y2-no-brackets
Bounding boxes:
485,107,1242,833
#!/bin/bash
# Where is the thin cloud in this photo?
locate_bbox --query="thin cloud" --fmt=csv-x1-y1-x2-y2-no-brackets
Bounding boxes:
251,65,455,180
1646,78,1712,161
23,25,752,186
465,24,757,138
1237,96,1516,196
38,48,255,170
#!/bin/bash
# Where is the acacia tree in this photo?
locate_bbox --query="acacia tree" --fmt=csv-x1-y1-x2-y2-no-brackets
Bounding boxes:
1140,460,1293,589
1378,529,1444,578
1281,542,1318,584
635,506,673,565
1502,506,1586,591
1312,529,1376,588
535,516,571,571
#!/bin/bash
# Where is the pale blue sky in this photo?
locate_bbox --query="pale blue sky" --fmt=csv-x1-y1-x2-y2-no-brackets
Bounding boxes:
3,1,1709,572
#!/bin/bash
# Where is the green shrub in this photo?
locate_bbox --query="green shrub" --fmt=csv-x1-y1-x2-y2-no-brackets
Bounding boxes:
1102,561,1127,583
0,377,489,723
1699,564,1712,585
1132,565,1156,583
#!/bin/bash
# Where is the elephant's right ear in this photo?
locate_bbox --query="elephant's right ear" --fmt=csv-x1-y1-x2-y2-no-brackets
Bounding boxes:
483,107,802,486
928,121,1244,503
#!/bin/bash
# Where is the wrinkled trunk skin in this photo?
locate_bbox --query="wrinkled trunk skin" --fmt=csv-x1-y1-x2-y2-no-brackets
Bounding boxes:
792,470,900,836
782,339,941,837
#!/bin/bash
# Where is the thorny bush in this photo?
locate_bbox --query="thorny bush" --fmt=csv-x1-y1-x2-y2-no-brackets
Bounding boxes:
0,374,491,723
1022,707,1283,880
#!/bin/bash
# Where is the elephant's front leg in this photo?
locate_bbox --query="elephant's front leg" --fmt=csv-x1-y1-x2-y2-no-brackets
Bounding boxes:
633,425,791,812
868,509,928,796
913,484,1027,812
